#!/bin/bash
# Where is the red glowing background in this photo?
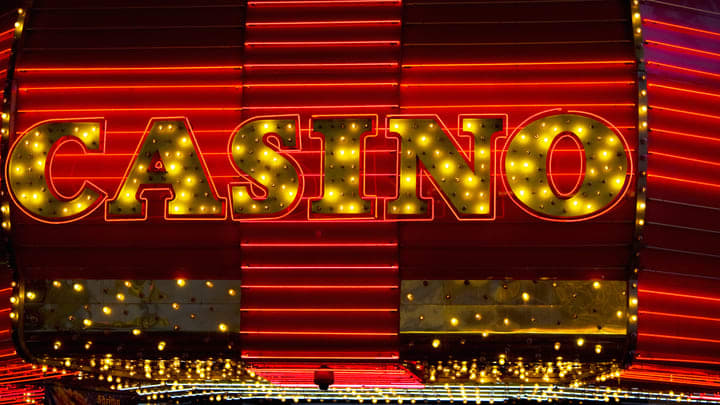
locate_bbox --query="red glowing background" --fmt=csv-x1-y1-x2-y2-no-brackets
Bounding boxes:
0,0,717,399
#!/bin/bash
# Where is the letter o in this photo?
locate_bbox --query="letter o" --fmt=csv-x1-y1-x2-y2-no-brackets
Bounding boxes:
503,113,632,221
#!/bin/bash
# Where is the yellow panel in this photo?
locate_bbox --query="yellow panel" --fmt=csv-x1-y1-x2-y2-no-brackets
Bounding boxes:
400,280,627,335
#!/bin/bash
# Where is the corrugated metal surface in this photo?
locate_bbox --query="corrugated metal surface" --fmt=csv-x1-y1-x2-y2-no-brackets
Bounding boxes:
636,0,720,366
7,0,638,367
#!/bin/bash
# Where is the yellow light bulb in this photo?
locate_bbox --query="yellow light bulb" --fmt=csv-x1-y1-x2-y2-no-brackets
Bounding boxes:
431,339,440,348
102,306,111,315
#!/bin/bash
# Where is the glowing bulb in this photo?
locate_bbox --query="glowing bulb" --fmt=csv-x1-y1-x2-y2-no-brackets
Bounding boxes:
431,339,440,348
102,306,111,315
116,293,125,301
522,292,529,302
73,283,84,292
176,279,186,287
450,317,459,326
593,281,601,289
83,318,92,327
132,329,141,336
218,323,228,332
576,337,585,346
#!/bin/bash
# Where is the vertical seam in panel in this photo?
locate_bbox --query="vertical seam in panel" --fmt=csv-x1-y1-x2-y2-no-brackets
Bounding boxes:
1,0,34,365
627,0,647,367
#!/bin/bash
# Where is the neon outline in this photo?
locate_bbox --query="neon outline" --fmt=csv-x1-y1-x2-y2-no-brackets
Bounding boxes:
308,115,378,220
226,115,305,221
500,109,634,222
546,132,586,199
383,114,506,221
104,117,227,222
5,118,108,224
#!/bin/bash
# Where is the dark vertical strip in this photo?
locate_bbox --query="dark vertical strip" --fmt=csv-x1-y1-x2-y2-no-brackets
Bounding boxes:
627,0,646,367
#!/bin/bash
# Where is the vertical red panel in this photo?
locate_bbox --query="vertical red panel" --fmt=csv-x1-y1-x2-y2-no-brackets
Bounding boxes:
637,0,720,365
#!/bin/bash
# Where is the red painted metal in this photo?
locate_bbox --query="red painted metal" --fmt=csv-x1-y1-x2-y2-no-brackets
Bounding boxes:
0,0,717,394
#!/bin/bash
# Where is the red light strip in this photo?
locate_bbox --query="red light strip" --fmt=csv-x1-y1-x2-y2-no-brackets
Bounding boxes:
636,355,720,365
244,82,397,88
639,289,720,302
20,84,243,91
647,61,720,79
403,60,634,68
644,19,720,38
18,65,243,72
651,127,720,143
648,174,720,188
403,103,634,109
248,0,401,5
244,354,399,360
244,62,398,69
17,107,242,113
241,242,397,247
648,83,720,99
241,285,398,289
650,151,720,167
245,40,400,47
402,81,634,87
241,308,397,312
639,310,720,322
244,104,397,110
247,20,401,27
241,331,396,336
646,39,720,59
651,105,720,120
621,371,720,387
243,265,397,270
640,333,720,344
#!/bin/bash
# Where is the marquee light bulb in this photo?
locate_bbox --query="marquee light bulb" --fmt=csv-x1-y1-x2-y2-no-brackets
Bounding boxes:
73,283,84,292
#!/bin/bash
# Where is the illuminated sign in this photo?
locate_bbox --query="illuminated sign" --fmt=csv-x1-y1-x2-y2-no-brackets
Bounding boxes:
5,110,632,223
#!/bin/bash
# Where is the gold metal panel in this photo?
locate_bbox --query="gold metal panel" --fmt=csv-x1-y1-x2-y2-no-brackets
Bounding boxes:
400,280,626,335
